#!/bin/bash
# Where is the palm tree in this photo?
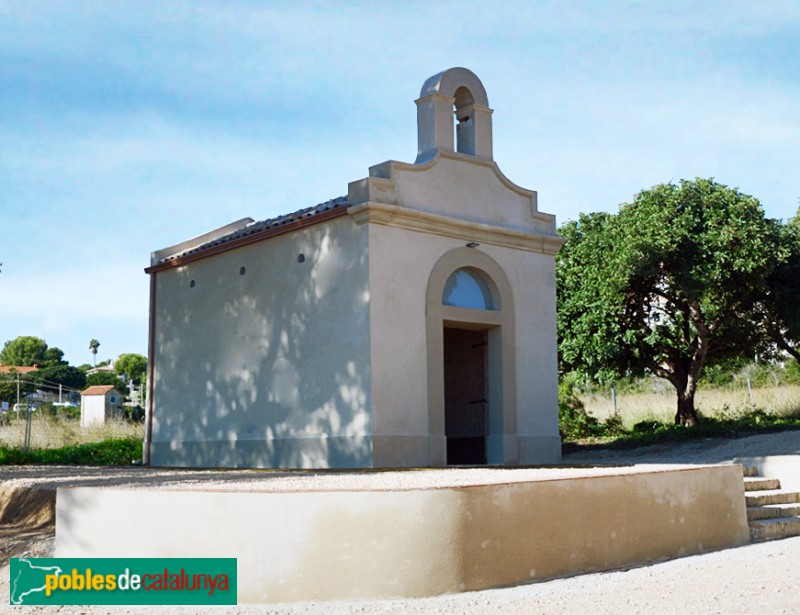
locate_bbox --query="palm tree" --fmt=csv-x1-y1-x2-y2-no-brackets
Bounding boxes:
89,339,100,366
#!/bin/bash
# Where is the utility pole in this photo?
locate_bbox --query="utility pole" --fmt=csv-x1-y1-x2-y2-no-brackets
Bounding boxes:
23,393,33,454
16,371,20,419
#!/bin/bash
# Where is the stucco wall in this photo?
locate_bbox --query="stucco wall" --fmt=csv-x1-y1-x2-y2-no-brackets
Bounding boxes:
506,249,561,464
149,216,371,468
366,222,435,466
80,396,107,427
391,155,538,231
55,465,750,603
363,155,561,467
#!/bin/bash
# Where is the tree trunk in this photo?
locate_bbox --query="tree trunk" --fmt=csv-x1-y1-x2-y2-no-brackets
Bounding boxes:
675,394,698,427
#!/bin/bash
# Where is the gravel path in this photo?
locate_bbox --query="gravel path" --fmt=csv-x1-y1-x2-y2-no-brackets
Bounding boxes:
2,430,799,614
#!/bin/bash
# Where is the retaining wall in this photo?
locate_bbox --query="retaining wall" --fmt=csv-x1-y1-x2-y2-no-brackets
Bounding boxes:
55,464,750,603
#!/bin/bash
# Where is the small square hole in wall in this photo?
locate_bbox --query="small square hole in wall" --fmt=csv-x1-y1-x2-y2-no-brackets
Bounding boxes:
240,266,246,275
297,253,305,263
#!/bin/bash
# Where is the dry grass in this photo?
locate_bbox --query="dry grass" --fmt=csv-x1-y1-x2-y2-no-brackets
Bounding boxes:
581,384,800,428
0,414,143,450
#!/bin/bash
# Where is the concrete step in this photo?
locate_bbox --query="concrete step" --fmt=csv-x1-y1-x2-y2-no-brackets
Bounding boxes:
749,516,800,542
743,477,781,492
745,489,800,507
741,465,760,477
747,503,800,521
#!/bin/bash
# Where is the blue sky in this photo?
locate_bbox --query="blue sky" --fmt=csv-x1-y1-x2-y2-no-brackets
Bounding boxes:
1,1,798,366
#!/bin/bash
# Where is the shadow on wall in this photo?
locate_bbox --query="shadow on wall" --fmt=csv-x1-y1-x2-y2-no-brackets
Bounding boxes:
150,218,373,468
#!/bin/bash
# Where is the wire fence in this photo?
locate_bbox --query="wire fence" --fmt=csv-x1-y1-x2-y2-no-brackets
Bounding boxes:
0,411,144,450
580,383,800,427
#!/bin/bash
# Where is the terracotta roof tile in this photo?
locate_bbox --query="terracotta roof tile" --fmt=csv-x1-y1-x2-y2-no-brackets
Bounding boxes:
157,196,348,265
0,366,39,374
81,385,119,396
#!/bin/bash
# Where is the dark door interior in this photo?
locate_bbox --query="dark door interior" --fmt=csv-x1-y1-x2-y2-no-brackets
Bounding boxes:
444,327,487,465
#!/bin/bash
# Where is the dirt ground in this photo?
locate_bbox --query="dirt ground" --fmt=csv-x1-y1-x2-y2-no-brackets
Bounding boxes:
2,430,799,614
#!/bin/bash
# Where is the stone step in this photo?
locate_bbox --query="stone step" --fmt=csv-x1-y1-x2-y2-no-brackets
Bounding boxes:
740,465,760,477
747,503,800,521
743,477,781,492
749,516,800,542
745,490,800,507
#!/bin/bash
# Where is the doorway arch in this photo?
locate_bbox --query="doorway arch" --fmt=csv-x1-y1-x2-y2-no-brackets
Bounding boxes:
426,248,516,465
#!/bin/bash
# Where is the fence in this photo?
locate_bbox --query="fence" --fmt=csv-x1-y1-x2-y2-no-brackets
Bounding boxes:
580,383,800,427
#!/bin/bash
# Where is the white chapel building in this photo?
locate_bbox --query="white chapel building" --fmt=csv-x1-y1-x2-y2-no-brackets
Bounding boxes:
144,68,564,469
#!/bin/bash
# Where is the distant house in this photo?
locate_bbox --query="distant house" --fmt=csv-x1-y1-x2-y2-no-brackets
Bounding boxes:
80,385,124,427
0,365,39,376
86,362,116,376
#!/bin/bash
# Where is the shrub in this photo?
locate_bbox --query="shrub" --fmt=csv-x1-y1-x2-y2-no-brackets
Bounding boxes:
631,420,662,434
559,379,605,440
123,405,145,423
786,359,800,384
0,437,142,466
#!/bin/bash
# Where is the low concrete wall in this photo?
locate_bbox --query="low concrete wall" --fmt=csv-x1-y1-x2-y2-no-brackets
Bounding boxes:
55,465,749,603
735,455,800,491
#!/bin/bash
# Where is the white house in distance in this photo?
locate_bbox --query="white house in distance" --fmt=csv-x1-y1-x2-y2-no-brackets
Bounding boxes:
80,385,124,427
144,67,564,469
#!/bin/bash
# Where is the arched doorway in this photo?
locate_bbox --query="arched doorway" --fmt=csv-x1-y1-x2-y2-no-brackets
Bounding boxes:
426,249,516,466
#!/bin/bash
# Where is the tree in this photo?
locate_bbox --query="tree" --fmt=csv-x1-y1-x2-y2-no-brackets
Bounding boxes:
557,212,624,383
557,179,785,426
757,210,800,362
114,353,148,385
42,346,67,367
0,369,37,403
0,336,49,367
34,364,87,392
89,339,100,366
85,371,125,392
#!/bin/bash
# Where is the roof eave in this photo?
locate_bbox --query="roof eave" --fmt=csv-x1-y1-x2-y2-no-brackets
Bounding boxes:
144,206,349,274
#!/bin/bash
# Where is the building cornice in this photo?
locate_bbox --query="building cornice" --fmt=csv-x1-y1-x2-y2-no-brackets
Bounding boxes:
347,201,565,255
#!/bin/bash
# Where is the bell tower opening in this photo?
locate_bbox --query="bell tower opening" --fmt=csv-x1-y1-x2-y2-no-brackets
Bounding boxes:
454,86,476,156
414,67,494,163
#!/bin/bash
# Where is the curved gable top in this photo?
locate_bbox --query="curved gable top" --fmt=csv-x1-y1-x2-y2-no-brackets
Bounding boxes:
418,67,489,107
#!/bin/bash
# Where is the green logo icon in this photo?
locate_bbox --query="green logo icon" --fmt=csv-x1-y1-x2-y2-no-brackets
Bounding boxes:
10,558,237,605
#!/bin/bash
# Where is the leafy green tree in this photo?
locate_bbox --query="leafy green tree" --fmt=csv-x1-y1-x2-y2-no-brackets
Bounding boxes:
557,179,785,426
85,371,125,392
34,365,87,391
0,370,37,403
42,346,67,367
114,353,148,385
0,336,48,367
557,212,622,383
758,210,800,362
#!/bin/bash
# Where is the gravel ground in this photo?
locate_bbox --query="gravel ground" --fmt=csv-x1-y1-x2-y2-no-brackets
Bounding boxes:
2,430,799,614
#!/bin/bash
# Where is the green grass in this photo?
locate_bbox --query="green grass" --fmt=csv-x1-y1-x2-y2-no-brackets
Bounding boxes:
0,437,142,466
579,384,800,427
562,416,800,454
560,377,800,452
